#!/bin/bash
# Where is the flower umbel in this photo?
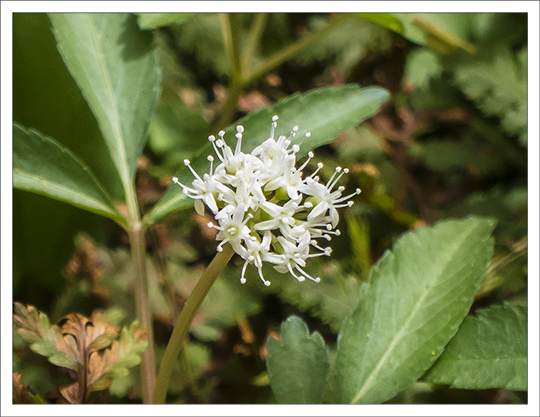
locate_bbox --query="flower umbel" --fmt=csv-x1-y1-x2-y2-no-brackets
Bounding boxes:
172,116,360,286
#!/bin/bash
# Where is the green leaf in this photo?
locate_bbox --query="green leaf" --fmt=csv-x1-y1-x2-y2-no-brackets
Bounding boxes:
335,217,495,404
390,13,476,53
358,13,405,35
260,260,362,333
144,85,390,225
346,214,372,282
146,94,211,176
266,316,329,404
403,49,442,89
136,13,194,30
49,13,161,188
423,302,527,391
90,321,148,391
13,124,128,228
13,13,117,295
409,136,500,176
454,47,527,146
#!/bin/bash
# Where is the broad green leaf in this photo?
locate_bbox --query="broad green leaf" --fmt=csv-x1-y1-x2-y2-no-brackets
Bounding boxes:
13,14,117,295
423,302,527,391
49,13,161,188
13,13,123,199
13,124,128,228
144,85,390,225
335,217,495,404
266,316,329,404
137,13,194,30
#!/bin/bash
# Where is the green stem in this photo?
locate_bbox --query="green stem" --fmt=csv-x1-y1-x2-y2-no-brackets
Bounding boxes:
125,183,156,404
244,14,349,84
153,244,235,404
242,13,268,71
216,75,243,131
216,13,244,130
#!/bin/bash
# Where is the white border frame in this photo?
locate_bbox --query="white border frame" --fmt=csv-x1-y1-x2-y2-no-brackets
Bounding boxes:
2,2,538,416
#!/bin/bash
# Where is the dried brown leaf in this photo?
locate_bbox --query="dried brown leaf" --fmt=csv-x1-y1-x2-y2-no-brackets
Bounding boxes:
13,302,49,343
59,312,118,363
14,303,146,403
13,303,79,370
65,234,103,283
48,381,109,404
87,346,113,390
58,382,80,404
13,373,32,404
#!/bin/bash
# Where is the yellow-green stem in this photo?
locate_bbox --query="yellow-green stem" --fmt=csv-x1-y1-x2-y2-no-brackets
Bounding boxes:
153,244,235,404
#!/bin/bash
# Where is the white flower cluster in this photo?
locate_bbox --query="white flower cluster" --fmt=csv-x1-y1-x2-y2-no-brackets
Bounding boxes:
172,116,360,286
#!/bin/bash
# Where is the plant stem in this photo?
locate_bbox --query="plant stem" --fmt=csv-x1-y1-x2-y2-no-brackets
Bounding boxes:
216,13,244,130
153,243,235,404
242,13,268,71
244,13,349,84
216,75,243,131
125,182,156,404
128,221,156,404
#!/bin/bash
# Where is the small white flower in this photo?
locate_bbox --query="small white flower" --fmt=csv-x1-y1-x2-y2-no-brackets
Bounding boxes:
209,203,253,255
173,115,360,286
301,167,361,228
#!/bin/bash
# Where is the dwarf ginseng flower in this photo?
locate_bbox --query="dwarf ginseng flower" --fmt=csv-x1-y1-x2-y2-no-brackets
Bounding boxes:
172,116,360,286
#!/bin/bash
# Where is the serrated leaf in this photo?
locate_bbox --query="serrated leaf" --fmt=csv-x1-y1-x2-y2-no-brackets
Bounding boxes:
144,85,390,225
13,124,127,227
49,13,161,188
423,302,527,391
59,313,119,363
335,217,495,404
454,47,527,145
137,13,194,30
266,316,329,404
13,303,79,370
13,304,144,402
261,260,361,332
56,321,148,402
90,322,148,391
